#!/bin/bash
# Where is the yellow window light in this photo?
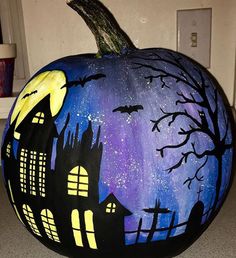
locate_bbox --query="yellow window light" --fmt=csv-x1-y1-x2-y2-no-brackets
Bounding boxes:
71,209,83,247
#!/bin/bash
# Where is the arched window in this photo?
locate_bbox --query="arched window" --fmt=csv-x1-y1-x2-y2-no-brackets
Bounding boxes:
19,148,28,193
68,166,89,197
71,210,97,249
84,210,97,249
32,112,44,124
71,209,83,247
22,204,41,237
106,203,116,213
41,209,60,243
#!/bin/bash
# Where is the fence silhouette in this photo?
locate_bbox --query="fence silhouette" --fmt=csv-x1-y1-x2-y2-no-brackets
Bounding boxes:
125,198,216,245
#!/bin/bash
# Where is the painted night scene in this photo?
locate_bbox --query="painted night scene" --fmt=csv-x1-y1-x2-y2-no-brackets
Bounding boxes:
1,48,233,258
0,1,234,258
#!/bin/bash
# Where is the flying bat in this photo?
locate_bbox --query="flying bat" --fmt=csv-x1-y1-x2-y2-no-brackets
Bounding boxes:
113,105,144,115
61,73,106,89
22,90,38,99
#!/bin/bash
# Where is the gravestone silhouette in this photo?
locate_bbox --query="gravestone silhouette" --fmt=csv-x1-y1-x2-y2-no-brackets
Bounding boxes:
185,201,204,235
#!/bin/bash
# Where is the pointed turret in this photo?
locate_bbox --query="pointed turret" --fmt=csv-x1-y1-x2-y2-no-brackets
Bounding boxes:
80,121,93,151
94,126,101,148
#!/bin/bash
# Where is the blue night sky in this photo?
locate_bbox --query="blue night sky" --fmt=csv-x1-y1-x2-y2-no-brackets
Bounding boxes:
2,48,233,245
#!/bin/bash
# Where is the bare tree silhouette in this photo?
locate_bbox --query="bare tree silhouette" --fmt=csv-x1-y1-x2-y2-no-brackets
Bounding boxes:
133,51,233,218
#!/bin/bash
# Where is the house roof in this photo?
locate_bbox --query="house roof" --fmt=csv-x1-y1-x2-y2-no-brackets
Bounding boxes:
99,193,132,216
16,95,58,137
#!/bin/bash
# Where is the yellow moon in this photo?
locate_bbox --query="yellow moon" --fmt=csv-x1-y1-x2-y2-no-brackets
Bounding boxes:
11,70,67,138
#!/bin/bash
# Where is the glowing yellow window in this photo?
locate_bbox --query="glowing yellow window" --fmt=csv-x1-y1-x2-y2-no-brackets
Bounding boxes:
6,143,11,158
71,209,83,247
20,149,28,193
84,210,97,249
32,112,45,124
67,166,89,197
41,209,60,242
29,151,37,196
39,153,47,197
22,204,41,237
106,203,116,213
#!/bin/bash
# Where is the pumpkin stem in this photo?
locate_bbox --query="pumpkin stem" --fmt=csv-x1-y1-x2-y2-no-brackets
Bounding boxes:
66,0,136,56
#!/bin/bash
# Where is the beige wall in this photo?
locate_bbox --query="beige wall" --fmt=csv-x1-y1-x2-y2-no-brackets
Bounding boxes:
20,0,236,105
0,120,6,137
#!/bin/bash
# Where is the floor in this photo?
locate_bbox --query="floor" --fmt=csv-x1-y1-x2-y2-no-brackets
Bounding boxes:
0,167,235,258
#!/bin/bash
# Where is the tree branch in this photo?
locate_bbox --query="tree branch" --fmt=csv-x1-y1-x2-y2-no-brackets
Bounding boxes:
194,68,208,89
151,109,202,133
183,157,208,189
179,71,188,81
156,131,192,157
183,142,216,159
166,156,186,173
213,88,218,116
178,127,205,136
133,62,198,90
132,52,203,90
176,91,206,107
132,53,217,119
221,110,229,143
145,75,170,88
166,143,215,173
220,111,233,152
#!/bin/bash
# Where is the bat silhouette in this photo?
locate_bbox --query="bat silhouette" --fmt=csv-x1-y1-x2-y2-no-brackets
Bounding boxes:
22,90,38,99
113,105,144,115
61,73,106,89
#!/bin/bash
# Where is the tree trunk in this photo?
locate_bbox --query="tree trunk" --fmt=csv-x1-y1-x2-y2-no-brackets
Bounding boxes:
210,154,222,218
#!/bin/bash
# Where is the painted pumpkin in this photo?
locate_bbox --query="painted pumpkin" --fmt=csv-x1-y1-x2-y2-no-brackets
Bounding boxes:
1,0,234,258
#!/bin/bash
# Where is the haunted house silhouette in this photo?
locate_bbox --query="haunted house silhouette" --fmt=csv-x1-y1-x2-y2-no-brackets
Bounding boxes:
2,96,132,253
